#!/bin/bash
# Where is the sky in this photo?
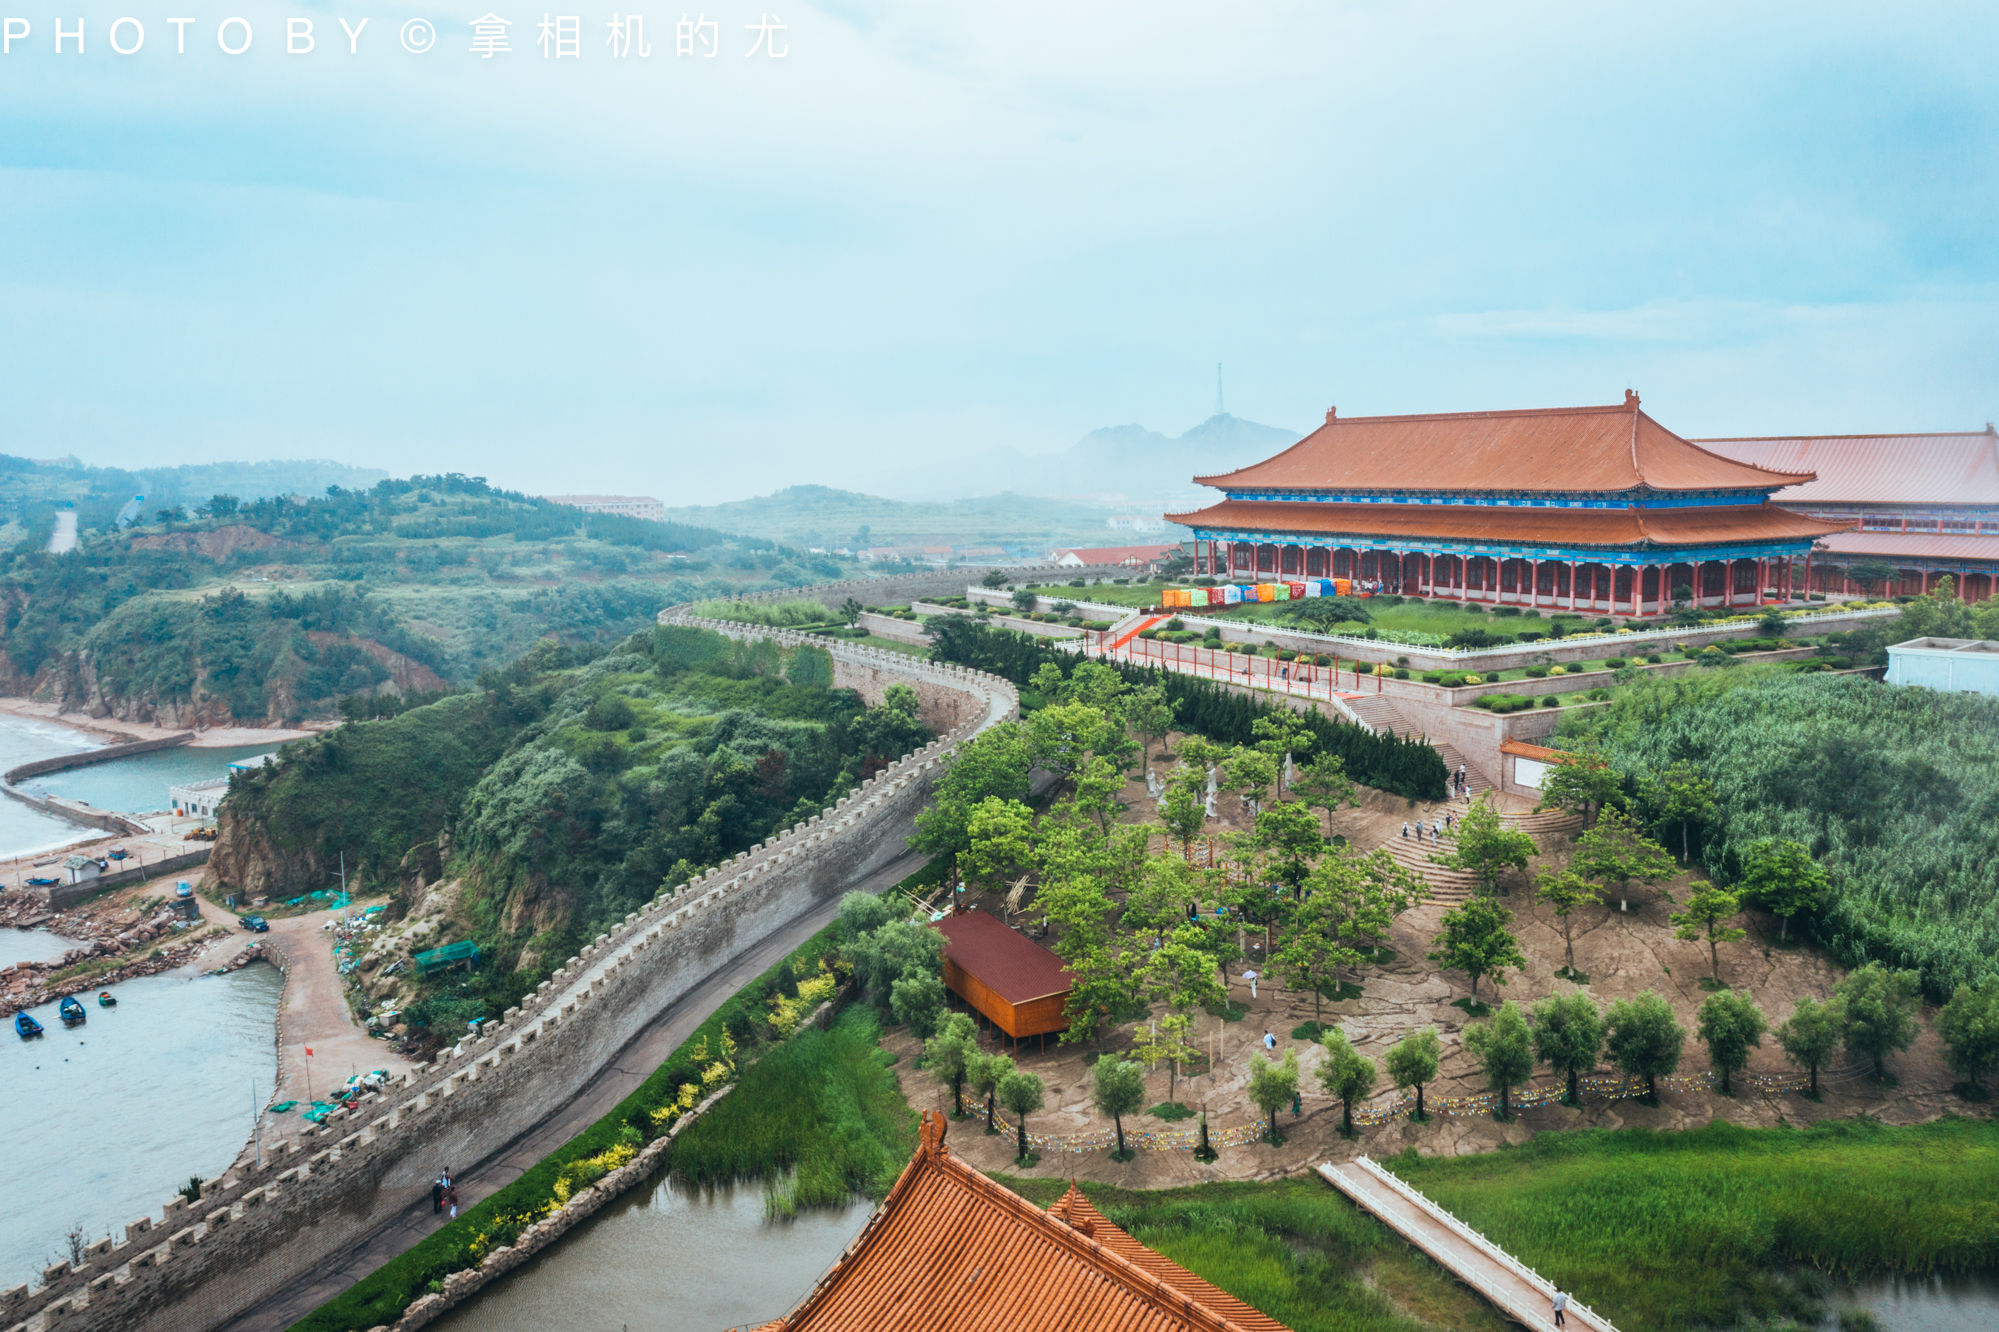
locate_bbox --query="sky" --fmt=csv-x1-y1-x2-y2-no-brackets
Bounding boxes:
1,0,1995,504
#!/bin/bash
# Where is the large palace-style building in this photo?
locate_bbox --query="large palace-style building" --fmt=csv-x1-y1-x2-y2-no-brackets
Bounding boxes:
1167,392,1853,616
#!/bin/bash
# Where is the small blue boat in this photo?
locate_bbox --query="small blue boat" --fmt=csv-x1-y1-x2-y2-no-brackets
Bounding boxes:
14,1011,42,1039
58,996,86,1028
98,991,117,1008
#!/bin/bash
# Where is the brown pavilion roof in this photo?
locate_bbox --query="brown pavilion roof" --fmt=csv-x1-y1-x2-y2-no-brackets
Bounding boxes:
743,1112,1291,1332
1196,394,1812,494
1165,499,1852,548
1692,428,1999,505
934,908,1073,1005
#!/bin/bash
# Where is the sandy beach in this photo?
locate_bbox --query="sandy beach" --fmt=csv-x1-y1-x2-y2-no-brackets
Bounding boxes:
0,696,330,749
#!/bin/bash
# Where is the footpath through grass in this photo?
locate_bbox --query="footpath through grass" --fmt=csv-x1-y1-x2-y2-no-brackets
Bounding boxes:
1386,1118,1999,1330
995,1175,1511,1332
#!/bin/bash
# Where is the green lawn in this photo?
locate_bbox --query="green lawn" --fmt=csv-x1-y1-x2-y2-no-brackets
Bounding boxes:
1387,1118,1999,1331
1022,583,1624,644
993,1176,1511,1332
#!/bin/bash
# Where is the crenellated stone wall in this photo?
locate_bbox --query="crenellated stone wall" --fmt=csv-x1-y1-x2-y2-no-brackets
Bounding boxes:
4,621,1017,1332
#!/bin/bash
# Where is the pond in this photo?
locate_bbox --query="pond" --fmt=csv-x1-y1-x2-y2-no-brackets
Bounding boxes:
429,1174,874,1332
0,963,282,1288
1840,1273,1999,1331
19,743,278,817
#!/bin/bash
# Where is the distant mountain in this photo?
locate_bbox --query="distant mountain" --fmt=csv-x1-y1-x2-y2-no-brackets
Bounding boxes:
658,485,1124,552
0,454,392,534
888,414,1301,505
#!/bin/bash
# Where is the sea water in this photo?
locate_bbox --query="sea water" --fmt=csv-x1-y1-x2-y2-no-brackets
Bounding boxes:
429,1174,876,1332
0,715,104,859
0,962,282,1287
19,743,278,818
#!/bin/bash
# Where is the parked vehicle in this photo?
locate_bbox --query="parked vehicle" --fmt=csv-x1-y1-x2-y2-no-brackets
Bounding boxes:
175,881,194,899
58,996,86,1027
239,915,269,933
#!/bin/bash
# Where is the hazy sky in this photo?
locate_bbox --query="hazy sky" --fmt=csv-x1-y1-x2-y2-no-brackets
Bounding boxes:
2,1,1994,503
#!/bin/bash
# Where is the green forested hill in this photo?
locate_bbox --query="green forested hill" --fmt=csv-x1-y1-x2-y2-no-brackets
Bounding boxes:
216,624,929,1024
0,475,855,723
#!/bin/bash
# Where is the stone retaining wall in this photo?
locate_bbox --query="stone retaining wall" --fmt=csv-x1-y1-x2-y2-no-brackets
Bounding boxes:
3,735,193,785
47,851,212,910
4,623,1017,1332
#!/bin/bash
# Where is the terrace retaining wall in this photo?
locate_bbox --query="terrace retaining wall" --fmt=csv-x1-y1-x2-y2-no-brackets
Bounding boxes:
4,623,1017,1332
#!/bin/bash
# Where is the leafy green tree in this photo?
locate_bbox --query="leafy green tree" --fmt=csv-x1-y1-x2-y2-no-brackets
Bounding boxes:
1292,752,1360,836
1255,800,1325,896
1696,988,1766,1094
1447,797,1538,896
1531,991,1604,1105
846,920,943,1007
1535,868,1601,974
1065,755,1128,835
1251,712,1314,796
911,723,1032,858
891,968,946,1037
1290,845,1421,1004
839,596,864,627
924,1012,979,1116
1274,887,1360,1022
1605,991,1685,1100
1159,762,1209,857
1672,884,1746,983
1090,1055,1148,1158
1223,745,1281,811
1775,995,1842,1097
1139,923,1230,1019
1027,700,1119,794
1247,1049,1300,1145
1535,749,1623,828
1427,897,1526,1002
1738,838,1829,942
1317,1026,1378,1136
784,643,835,689
1838,962,1923,1080
1935,978,1999,1095
998,1069,1045,1163
1571,805,1678,914
1640,759,1716,863
1010,587,1039,613
1384,1027,1441,1121
961,797,1037,901
1283,595,1371,630
968,1049,1014,1132
838,890,897,942
981,569,1009,589
1131,1011,1196,1103
1124,683,1175,777
1464,1001,1535,1119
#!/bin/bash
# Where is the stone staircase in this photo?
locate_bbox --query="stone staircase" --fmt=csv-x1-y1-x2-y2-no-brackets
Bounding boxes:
1344,692,1417,735
1379,826,1482,904
1502,807,1582,838
1430,741,1492,797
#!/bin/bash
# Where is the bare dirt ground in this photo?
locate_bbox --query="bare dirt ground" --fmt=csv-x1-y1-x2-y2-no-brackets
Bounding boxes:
902,743,1974,1188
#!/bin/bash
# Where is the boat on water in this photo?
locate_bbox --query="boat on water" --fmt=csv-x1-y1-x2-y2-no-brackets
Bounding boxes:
14,1011,42,1039
58,996,86,1027
98,991,117,1008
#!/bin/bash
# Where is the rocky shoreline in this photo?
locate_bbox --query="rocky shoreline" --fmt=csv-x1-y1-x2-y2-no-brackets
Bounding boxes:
0,891,247,1016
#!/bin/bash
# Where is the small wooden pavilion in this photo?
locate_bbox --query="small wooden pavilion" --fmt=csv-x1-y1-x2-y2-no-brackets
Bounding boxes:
740,1110,1292,1332
933,908,1072,1050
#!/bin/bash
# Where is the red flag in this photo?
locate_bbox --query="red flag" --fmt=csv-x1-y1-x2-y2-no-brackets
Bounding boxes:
304,1046,314,1057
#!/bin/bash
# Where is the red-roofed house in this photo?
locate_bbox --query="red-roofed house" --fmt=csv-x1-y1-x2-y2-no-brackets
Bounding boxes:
1047,543,1181,569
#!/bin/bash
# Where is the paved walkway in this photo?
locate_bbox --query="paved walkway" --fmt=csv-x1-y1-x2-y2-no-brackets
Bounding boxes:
1318,1158,1619,1332
214,846,930,1332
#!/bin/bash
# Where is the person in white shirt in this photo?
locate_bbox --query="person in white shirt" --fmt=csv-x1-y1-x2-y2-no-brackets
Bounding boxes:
1552,1291,1568,1327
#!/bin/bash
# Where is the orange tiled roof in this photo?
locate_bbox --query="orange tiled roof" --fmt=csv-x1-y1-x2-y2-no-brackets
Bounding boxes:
1694,428,1999,505
1500,740,1570,762
743,1112,1292,1332
1195,395,1812,494
1163,499,1851,548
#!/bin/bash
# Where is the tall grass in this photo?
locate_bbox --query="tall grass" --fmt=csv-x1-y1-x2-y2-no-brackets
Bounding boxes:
1387,1118,1999,1330
996,1177,1511,1332
671,1007,916,1206
691,598,832,627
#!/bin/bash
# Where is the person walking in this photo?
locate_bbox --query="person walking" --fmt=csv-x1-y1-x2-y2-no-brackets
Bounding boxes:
431,1179,444,1215
1552,1290,1568,1327
1262,1030,1277,1052
1243,968,1259,999
1401,821,1411,840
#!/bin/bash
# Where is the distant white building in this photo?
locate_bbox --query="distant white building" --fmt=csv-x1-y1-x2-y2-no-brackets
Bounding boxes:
1106,514,1165,533
1885,637,1999,696
170,778,230,820
545,494,667,522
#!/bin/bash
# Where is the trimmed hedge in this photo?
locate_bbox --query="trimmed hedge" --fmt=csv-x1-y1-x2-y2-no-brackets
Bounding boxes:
1471,693,1536,714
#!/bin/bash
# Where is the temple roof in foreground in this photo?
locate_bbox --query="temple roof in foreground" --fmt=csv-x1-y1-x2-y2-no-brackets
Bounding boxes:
1165,499,1851,549
742,1111,1291,1332
1693,428,1999,505
1194,394,1813,495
